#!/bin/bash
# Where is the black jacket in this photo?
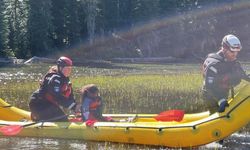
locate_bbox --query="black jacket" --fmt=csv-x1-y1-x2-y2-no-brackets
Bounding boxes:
38,72,76,110
202,50,249,100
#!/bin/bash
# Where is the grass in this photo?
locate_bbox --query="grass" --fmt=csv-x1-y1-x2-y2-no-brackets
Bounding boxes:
72,74,203,113
0,62,249,114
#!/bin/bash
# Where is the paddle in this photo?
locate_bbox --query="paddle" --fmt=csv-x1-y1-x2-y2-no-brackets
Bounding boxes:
0,114,67,136
69,110,185,123
120,110,185,122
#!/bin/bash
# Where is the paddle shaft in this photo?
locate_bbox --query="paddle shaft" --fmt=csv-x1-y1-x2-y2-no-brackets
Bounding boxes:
0,114,70,136
104,111,184,119
103,114,156,118
69,114,157,119
0,105,12,108
22,114,68,128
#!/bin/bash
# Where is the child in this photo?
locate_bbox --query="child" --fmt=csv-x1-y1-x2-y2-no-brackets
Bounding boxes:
80,84,113,123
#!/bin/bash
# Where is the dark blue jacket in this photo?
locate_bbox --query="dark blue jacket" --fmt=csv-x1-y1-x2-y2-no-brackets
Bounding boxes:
202,50,249,100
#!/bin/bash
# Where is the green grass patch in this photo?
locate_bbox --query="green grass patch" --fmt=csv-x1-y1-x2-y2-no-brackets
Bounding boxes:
0,62,249,114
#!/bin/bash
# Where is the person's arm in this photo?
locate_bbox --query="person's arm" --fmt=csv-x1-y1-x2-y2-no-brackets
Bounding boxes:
244,74,250,82
248,74,250,81
81,98,91,121
229,62,250,83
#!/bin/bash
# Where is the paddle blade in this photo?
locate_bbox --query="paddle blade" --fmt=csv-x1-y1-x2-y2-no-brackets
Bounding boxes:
155,110,184,122
0,125,23,136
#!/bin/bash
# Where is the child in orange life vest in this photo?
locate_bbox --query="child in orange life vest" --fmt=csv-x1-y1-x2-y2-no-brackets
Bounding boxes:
80,84,113,123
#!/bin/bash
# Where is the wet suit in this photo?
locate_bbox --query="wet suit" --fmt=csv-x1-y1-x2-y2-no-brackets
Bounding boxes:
29,72,76,122
202,50,250,113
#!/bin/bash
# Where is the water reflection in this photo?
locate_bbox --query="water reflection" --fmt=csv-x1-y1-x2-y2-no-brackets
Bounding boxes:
0,137,158,150
0,137,88,150
223,133,250,149
0,133,250,150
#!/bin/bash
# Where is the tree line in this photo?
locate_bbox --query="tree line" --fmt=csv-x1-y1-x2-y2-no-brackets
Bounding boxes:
0,0,236,59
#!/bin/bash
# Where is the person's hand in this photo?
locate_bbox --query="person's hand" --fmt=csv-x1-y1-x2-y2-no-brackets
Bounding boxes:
68,109,75,115
218,100,229,113
246,74,250,82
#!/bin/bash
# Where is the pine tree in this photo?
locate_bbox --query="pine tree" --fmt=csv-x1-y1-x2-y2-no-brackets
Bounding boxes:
98,0,133,32
118,0,133,27
27,0,53,56
0,0,7,57
51,0,81,49
51,0,67,49
85,0,98,44
158,0,179,16
131,0,159,23
5,0,29,58
64,0,81,46
77,1,88,40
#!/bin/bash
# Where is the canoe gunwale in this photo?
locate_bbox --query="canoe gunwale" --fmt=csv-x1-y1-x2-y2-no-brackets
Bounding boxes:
94,95,249,130
0,95,249,131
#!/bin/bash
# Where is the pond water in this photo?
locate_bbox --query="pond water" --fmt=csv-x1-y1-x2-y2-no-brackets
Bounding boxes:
0,133,250,150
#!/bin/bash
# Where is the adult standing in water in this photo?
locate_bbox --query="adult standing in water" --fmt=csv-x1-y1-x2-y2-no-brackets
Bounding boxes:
202,34,250,113
29,56,77,121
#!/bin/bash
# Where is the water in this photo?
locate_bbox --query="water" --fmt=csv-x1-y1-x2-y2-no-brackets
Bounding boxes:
0,133,250,149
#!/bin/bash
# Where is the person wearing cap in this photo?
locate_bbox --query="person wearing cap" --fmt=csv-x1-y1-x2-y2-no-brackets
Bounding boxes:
29,56,78,122
202,34,250,113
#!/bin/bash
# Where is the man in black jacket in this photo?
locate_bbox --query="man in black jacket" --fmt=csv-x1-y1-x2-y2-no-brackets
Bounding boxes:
202,34,250,113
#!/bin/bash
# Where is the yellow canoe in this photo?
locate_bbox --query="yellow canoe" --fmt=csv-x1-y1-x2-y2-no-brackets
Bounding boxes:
0,82,249,148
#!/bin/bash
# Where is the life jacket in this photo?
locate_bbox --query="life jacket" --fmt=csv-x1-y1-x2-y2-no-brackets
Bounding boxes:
202,52,224,77
89,98,101,110
61,82,72,98
39,72,73,106
81,96,103,121
203,51,241,91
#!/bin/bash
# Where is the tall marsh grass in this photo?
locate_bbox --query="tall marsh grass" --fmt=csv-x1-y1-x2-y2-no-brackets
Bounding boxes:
0,63,204,113
73,74,203,113
0,63,248,114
